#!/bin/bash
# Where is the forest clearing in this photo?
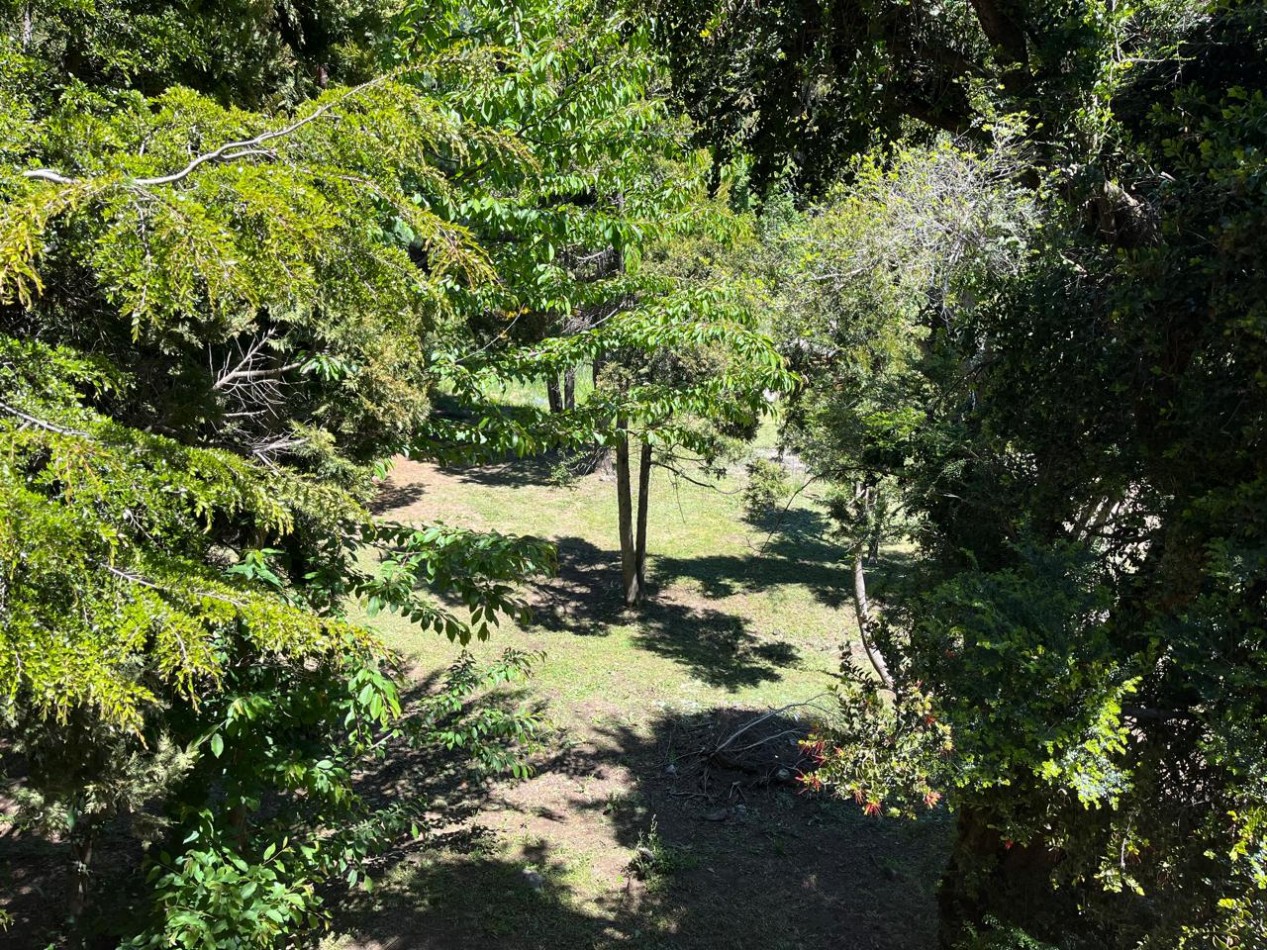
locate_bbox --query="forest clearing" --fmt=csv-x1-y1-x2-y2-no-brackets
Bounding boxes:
2,0,1264,947
326,447,948,949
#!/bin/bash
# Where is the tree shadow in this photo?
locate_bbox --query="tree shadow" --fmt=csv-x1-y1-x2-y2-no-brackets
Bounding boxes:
369,479,427,514
0,829,77,948
524,537,801,689
653,511,922,615
526,535,625,634
633,598,801,689
443,453,563,488
651,505,851,610
330,704,952,950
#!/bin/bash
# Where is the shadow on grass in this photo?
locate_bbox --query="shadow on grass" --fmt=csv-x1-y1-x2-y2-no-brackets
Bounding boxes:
653,522,920,614
526,537,801,689
369,479,427,514
443,453,563,488
332,704,952,950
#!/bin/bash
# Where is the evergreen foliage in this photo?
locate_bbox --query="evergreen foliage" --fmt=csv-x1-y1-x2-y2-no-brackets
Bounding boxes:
0,3,553,942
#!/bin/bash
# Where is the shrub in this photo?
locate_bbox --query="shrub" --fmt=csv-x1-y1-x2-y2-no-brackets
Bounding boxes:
742,458,792,519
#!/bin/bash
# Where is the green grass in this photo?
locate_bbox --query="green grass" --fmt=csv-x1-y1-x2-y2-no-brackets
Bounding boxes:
360,441,849,731
329,411,948,950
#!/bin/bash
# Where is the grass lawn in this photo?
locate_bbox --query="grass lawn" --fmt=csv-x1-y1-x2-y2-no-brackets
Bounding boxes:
326,418,949,950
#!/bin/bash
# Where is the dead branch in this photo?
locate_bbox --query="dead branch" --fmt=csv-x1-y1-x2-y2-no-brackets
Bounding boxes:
22,75,393,188
711,694,834,758
0,400,90,437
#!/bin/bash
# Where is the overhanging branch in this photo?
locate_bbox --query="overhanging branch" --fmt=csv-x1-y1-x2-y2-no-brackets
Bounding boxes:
22,75,392,188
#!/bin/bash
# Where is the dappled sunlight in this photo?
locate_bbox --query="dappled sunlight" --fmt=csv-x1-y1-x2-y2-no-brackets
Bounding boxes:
328,456,946,949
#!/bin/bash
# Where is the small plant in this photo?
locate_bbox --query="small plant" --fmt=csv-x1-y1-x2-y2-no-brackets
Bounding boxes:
627,817,696,887
547,456,581,490
953,917,1060,950
742,458,792,520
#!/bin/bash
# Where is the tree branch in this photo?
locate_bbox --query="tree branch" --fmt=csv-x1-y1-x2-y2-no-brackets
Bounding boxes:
22,75,393,188
852,544,895,691
0,400,90,437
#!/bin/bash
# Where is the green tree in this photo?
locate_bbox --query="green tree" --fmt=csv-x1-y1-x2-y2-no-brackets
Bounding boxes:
401,0,794,606
403,0,691,414
749,2,1267,945
0,3,556,942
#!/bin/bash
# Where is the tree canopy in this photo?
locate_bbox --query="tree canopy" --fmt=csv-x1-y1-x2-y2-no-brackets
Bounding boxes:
3,0,1265,946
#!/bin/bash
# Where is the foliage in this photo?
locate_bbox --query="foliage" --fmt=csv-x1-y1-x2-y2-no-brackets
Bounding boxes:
741,457,791,520
642,0,1207,194
627,816,697,889
0,2,558,943
758,2,1267,945
390,0,794,606
125,648,539,948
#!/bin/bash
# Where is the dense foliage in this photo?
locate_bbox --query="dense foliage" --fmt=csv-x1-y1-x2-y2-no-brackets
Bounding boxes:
735,1,1267,946
0,2,553,942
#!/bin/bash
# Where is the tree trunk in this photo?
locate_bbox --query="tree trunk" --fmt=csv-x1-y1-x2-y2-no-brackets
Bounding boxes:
937,805,1068,948
546,375,562,414
563,366,576,411
68,827,93,924
635,440,652,592
852,544,894,689
615,417,639,605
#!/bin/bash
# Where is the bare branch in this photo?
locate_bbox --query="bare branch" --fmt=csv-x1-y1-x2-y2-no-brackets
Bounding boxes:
652,459,742,494
713,695,835,755
0,400,90,437
22,75,393,188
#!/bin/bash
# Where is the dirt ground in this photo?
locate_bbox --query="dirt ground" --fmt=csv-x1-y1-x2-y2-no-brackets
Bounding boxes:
326,459,950,950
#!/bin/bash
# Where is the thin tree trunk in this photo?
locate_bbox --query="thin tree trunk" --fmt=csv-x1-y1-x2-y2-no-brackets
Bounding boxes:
546,375,562,414
615,417,638,605
68,829,93,922
635,440,652,592
563,367,576,411
852,544,893,690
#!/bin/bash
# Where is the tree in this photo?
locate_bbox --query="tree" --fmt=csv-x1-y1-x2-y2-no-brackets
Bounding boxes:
764,139,1034,687
403,0,692,415
423,269,791,605
643,0,1199,196
0,3,558,942
399,0,794,606
749,2,1267,945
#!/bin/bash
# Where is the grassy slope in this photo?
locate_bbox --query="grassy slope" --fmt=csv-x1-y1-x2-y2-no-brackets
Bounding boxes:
364,459,847,726
328,412,948,950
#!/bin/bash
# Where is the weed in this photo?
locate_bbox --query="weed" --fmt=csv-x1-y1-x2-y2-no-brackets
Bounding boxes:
627,817,698,887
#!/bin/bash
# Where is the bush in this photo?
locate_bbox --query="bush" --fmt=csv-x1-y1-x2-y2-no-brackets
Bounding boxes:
742,458,792,519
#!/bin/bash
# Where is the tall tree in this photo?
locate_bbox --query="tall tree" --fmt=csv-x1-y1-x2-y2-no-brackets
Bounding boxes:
402,0,793,606
0,3,556,942
747,2,1267,946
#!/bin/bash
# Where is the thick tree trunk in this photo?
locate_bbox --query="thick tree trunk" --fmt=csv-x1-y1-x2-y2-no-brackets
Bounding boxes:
615,418,639,605
563,367,576,411
635,440,652,591
546,375,563,414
